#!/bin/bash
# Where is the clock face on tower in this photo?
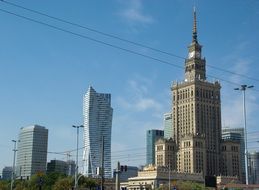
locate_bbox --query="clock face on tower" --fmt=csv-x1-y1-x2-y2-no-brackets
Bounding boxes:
188,51,195,58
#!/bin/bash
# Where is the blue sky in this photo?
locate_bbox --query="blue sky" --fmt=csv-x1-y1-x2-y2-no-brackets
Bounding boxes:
0,0,259,173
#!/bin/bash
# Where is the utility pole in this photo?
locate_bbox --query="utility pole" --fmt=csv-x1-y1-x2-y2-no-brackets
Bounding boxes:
11,140,17,190
101,136,105,190
115,161,120,190
72,125,84,190
234,84,254,185
168,163,171,190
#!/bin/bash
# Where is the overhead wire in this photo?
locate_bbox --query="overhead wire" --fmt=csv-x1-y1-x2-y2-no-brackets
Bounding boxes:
0,7,257,92
0,0,184,60
2,0,259,84
0,0,259,87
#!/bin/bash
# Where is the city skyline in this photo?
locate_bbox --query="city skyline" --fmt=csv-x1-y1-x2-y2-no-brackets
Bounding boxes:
0,0,259,174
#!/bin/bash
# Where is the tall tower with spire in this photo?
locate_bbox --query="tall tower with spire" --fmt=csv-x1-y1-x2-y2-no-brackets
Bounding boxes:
185,8,206,82
171,8,222,177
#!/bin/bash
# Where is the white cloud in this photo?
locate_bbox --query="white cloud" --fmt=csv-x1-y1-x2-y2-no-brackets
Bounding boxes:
118,0,154,25
112,75,165,167
117,96,162,112
116,77,162,113
135,98,162,111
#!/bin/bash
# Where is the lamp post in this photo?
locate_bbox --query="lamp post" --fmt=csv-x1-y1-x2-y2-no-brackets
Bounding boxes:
11,140,17,190
72,125,84,190
234,84,254,185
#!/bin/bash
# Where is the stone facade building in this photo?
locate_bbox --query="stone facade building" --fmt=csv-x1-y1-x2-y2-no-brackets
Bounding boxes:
220,140,242,181
171,9,221,177
155,138,177,170
125,165,203,190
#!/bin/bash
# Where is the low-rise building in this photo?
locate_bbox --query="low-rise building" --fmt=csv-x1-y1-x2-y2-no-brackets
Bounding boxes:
2,166,13,180
47,159,75,176
47,160,68,175
113,166,138,182
124,165,204,190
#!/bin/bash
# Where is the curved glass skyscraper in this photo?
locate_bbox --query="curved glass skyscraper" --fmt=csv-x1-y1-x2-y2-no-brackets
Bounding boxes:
83,86,113,178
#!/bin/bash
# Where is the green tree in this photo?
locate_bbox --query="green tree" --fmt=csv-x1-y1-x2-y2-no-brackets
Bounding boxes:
43,172,67,190
0,180,9,190
156,184,168,190
174,180,208,190
53,177,73,190
79,176,98,190
14,179,29,190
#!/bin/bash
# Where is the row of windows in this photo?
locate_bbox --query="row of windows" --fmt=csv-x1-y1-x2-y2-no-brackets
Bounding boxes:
173,88,220,101
221,145,239,152
157,145,163,151
184,141,191,147
173,88,194,101
196,89,220,100
156,155,164,166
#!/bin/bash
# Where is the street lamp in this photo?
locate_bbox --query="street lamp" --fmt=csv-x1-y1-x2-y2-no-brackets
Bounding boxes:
72,125,84,190
11,140,17,190
234,84,254,185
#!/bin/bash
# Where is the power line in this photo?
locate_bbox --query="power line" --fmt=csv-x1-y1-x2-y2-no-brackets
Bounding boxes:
0,0,192,60
112,153,151,159
112,147,146,153
0,7,257,93
48,146,146,157
1,0,259,83
113,157,146,163
0,8,184,68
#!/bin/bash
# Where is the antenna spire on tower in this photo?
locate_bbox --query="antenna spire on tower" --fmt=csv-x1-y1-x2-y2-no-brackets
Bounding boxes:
192,6,198,42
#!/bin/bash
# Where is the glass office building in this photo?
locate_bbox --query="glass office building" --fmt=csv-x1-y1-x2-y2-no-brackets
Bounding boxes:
146,129,164,165
83,86,113,178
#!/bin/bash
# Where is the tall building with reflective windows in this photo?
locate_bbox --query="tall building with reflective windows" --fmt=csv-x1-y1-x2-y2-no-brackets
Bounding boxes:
248,152,259,184
164,113,173,139
16,125,48,179
83,86,113,178
171,9,221,176
146,129,164,165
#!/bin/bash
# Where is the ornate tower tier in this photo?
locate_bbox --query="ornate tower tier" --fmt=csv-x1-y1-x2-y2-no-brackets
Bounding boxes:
185,9,206,82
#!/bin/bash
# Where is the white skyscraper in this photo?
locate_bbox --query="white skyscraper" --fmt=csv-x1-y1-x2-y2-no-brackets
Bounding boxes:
83,86,113,178
16,125,48,179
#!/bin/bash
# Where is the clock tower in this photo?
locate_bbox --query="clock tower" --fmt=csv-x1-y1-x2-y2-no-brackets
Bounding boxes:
171,8,222,177
185,9,206,82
